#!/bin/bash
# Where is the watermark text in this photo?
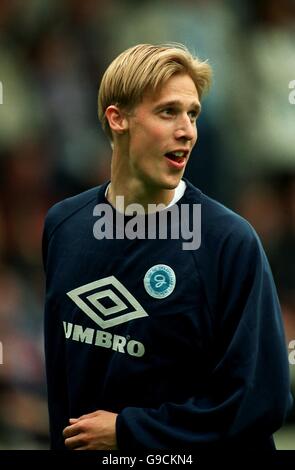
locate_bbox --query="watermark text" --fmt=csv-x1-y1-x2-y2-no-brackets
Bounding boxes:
0,80,3,105
0,341,3,364
289,339,295,365
93,197,201,250
288,80,295,104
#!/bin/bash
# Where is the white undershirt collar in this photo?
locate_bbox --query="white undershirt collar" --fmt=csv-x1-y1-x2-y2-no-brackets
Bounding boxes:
104,180,186,212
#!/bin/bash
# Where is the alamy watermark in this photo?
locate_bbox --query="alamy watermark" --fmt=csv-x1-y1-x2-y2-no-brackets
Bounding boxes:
93,197,201,250
0,341,3,364
0,80,3,105
289,339,295,365
288,80,295,104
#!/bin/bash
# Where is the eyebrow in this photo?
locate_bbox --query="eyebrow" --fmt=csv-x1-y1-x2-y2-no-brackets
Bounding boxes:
154,100,202,115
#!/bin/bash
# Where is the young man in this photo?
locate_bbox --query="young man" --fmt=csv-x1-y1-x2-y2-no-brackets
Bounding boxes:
43,44,292,451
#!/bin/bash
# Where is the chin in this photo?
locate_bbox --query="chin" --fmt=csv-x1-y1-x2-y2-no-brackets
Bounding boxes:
143,173,182,191
160,175,182,190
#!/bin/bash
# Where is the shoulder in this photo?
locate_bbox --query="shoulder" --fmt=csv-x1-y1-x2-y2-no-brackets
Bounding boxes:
183,180,262,251
44,184,106,240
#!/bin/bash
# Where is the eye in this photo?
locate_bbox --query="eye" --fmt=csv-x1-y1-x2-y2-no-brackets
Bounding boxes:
188,110,198,123
161,107,175,117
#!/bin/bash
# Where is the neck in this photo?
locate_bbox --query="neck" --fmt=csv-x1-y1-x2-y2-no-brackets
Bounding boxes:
107,180,175,213
108,147,175,213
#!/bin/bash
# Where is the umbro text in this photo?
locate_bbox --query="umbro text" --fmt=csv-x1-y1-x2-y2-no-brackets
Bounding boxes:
63,321,145,357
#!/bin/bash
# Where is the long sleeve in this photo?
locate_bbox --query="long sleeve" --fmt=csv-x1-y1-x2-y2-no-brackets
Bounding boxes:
41,183,293,451
43,211,69,449
116,222,292,450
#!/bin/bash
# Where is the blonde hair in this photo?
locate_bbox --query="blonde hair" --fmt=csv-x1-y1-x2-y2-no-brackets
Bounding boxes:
98,43,212,140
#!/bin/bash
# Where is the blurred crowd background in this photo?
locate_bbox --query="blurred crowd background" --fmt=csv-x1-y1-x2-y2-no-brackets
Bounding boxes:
0,0,294,449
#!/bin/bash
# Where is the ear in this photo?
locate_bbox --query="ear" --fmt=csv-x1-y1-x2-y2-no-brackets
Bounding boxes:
105,105,129,135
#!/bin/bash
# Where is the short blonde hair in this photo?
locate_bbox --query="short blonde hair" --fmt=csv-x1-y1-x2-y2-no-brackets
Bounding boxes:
98,43,212,140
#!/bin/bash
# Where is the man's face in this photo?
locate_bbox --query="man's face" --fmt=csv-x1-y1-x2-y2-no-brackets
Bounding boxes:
125,73,201,191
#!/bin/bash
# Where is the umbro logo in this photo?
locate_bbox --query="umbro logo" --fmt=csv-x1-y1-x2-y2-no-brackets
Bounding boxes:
67,276,148,329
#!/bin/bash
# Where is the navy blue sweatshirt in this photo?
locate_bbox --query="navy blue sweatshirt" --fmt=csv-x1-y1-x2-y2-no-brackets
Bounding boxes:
43,180,292,450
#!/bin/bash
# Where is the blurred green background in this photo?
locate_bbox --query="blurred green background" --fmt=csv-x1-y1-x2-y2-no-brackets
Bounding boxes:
0,0,294,449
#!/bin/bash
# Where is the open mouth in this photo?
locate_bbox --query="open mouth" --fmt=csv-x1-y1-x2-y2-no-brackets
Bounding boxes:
164,150,188,166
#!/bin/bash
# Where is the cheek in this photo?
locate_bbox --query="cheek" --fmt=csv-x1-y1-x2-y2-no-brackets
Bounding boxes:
144,124,167,142
131,121,160,143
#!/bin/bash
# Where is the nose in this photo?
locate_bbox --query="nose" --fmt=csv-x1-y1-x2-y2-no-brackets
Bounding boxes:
174,114,196,142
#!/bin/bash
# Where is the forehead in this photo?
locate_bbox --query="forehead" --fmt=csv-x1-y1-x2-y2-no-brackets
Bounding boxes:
142,73,200,107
